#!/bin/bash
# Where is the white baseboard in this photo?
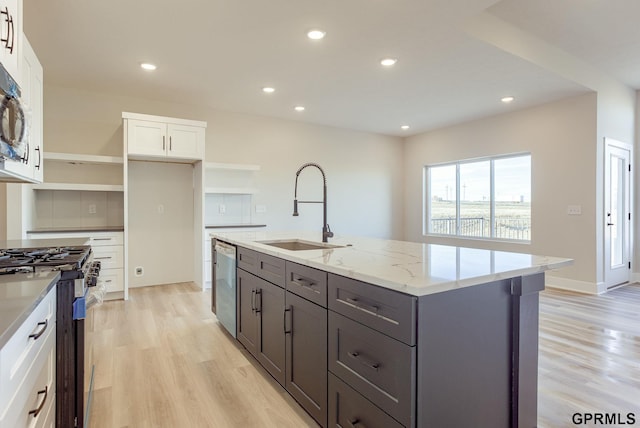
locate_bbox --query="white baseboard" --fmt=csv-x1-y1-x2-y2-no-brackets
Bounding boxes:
544,275,599,295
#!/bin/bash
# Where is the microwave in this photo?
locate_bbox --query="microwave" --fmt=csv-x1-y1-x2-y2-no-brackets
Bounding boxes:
0,60,26,162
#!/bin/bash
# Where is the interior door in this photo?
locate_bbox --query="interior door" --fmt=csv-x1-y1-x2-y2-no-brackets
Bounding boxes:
604,139,632,288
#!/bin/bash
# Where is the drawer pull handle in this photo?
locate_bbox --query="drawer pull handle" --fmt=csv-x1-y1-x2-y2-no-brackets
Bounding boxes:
345,297,379,315
348,351,380,371
94,256,113,260
284,307,292,334
291,278,316,290
92,238,113,241
28,385,48,417
254,289,262,313
251,289,256,312
29,319,48,340
349,419,366,428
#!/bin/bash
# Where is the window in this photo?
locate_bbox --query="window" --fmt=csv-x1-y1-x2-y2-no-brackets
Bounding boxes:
425,154,531,241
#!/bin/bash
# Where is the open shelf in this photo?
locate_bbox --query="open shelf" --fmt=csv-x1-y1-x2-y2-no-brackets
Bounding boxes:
33,183,125,192
205,187,259,194
44,152,124,165
205,162,260,171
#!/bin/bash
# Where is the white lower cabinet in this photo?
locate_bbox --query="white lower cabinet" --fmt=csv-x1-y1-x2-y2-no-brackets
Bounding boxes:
26,231,125,296
0,286,56,428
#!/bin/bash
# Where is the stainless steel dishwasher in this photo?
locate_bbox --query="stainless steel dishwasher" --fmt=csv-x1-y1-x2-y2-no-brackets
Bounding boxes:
213,240,237,337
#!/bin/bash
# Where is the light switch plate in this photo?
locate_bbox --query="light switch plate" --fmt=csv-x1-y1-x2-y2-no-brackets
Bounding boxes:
567,205,582,215
255,204,266,213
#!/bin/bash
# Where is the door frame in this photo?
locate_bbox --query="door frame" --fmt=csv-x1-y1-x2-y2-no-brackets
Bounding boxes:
603,138,633,290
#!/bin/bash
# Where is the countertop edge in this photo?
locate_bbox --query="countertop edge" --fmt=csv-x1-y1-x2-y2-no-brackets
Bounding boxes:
212,232,574,297
0,272,61,349
27,227,124,234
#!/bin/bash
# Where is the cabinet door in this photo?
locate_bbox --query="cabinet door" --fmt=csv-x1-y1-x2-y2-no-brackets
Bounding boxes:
167,123,204,160
22,36,44,183
0,0,20,81
127,119,167,157
285,292,327,427
256,277,286,386
236,269,258,357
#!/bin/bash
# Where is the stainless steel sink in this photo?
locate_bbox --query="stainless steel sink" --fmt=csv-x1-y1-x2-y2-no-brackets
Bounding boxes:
258,239,344,251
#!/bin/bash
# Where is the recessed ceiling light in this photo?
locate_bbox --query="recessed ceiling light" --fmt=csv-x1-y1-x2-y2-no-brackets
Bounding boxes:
401,125,410,130
380,58,398,67
140,63,157,71
307,29,326,40
294,106,305,112
501,96,515,103
262,87,275,93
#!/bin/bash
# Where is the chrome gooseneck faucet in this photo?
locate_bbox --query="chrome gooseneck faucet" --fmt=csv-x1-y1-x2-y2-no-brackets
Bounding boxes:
293,162,334,243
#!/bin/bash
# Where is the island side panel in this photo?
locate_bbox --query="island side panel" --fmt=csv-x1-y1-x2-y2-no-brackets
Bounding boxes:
511,272,545,428
417,278,513,428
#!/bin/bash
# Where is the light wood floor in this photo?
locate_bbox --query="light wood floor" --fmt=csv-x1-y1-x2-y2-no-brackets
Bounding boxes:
538,285,640,428
85,282,640,428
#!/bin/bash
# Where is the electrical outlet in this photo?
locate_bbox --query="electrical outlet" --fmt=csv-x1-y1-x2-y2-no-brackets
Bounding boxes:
158,204,164,214
88,204,96,214
135,266,144,277
255,204,266,213
567,205,582,215
219,204,226,214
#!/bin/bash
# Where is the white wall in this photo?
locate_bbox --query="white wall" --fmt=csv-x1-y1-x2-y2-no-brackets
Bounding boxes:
593,87,636,291
41,85,405,240
403,93,598,287
127,161,195,288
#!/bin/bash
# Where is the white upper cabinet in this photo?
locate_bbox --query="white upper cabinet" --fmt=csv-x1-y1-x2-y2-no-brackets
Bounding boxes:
124,113,205,161
21,35,43,182
167,123,205,159
0,0,21,82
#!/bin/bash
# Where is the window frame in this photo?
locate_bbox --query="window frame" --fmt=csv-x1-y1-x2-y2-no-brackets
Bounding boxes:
424,152,531,242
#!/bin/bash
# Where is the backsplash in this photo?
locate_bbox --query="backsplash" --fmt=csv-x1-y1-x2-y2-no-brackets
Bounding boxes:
33,190,124,229
204,193,252,225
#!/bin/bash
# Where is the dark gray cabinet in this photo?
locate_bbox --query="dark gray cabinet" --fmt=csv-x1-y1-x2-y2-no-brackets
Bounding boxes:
328,273,417,346
286,261,328,307
237,268,286,385
285,291,327,427
328,373,403,428
328,311,415,427
257,277,286,386
236,260,328,427
236,268,258,356
234,247,544,428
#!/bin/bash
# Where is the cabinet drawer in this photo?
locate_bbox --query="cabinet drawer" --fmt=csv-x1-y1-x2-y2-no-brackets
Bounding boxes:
328,312,415,427
0,285,56,414
329,373,404,428
0,319,56,428
285,261,327,307
92,245,124,269
98,268,124,293
237,246,258,274
328,273,417,346
256,253,285,288
89,232,123,246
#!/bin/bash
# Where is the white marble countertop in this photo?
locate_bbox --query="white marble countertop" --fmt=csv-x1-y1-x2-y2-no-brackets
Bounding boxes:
210,231,573,296
0,271,60,349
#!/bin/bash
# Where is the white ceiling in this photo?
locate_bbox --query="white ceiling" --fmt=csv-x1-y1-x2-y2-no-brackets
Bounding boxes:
22,0,638,137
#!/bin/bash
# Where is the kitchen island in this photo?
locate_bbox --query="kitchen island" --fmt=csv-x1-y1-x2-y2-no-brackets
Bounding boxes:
210,231,572,428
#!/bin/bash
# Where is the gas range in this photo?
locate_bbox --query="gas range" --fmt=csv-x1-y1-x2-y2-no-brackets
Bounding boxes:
0,243,102,428
0,245,100,297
